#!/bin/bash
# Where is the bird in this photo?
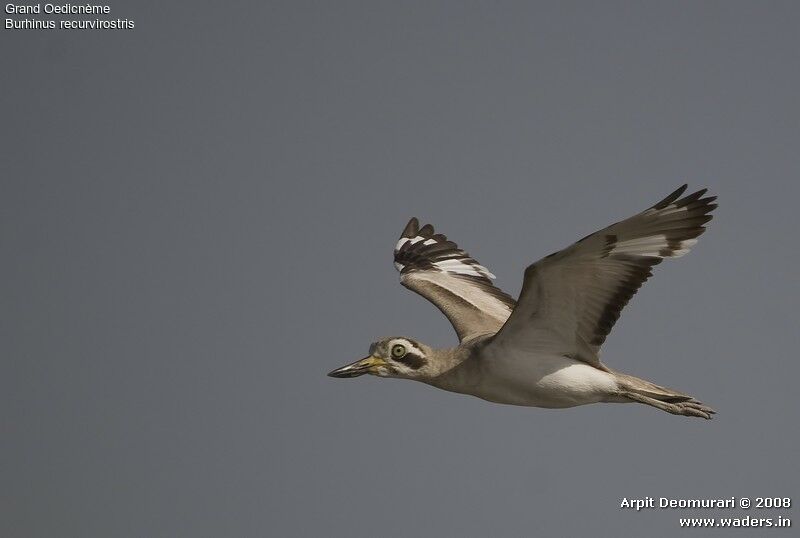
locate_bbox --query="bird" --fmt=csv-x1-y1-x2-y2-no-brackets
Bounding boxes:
328,185,717,419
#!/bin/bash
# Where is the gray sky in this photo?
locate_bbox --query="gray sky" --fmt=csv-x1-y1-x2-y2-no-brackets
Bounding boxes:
2,2,798,536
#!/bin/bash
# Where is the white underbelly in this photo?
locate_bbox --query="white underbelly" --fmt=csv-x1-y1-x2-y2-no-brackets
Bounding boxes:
435,350,619,408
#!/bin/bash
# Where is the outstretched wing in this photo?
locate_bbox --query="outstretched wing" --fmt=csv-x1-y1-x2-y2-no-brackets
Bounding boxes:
488,185,717,369
394,218,516,343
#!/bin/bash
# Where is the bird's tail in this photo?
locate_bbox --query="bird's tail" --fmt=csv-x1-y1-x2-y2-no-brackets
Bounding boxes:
613,372,716,420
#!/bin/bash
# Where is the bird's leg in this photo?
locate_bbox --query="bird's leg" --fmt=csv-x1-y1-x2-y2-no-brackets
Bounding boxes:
621,391,715,420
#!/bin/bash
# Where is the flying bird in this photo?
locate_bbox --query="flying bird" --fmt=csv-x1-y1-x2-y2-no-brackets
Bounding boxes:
328,185,717,419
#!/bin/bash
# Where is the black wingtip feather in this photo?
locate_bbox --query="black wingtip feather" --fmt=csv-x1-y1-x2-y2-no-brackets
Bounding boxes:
653,184,688,209
675,188,708,207
401,217,420,238
418,224,435,237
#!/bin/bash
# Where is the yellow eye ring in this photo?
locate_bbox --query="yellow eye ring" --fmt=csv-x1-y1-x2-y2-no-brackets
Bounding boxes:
391,344,406,358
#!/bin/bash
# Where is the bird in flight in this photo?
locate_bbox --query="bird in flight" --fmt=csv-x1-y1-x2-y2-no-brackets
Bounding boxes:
328,185,717,419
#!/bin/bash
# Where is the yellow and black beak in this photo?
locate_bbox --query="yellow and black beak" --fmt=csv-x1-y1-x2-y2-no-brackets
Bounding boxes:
327,356,387,378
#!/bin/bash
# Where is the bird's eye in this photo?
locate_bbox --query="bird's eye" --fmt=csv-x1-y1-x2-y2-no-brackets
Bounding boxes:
391,344,406,358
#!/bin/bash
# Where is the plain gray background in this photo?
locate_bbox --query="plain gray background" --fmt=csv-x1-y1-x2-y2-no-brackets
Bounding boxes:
2,2,798,536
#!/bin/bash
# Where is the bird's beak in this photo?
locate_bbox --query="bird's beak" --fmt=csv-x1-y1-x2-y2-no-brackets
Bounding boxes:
327,356,387,378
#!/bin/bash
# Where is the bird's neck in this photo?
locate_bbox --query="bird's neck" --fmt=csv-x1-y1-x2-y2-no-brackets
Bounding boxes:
421,341,481,383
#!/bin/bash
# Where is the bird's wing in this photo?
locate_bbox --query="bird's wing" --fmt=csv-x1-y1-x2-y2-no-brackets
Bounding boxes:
487,185,717,369
394,218,516,343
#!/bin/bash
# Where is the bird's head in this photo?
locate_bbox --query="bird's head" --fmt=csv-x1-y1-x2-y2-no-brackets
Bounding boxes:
327,337,434,380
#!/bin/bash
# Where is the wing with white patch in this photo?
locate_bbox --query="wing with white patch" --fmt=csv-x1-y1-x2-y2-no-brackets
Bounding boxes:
394,218,516,343
488,185,717,369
